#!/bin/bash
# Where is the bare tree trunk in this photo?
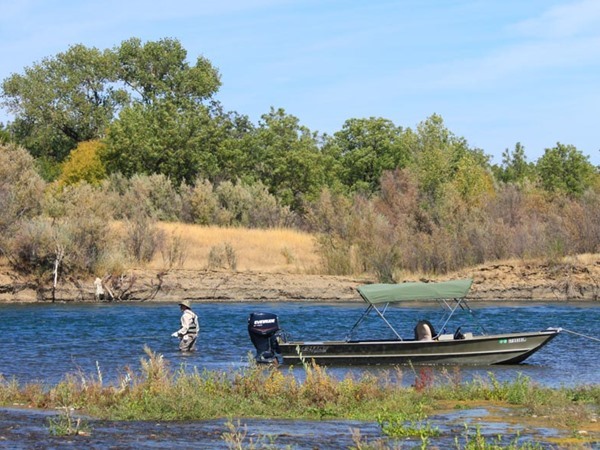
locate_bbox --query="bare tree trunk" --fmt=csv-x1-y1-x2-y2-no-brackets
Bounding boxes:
52,245,64,303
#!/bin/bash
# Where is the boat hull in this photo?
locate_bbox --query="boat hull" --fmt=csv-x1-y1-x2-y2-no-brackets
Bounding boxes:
278,330,560,366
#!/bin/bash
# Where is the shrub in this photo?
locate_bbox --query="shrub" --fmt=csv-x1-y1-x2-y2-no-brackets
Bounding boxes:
181,178,218,225
207,242,237,270
160,230,188,269
124,210,164,264
7,218,56,276
42,183,114,274
112,173,182,222
8,182,115,277
0,143,45,254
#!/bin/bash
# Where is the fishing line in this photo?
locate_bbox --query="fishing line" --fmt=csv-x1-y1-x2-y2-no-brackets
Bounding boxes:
560,328,600,342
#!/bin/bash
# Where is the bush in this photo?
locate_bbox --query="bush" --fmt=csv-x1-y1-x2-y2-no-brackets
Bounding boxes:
43,183,115,274
111,173,182,222
207,242,237,270
124,210,164,264
160,231,187,269
0,143,45,253
7,218,56,276
180,178,218,225
5,181,116,277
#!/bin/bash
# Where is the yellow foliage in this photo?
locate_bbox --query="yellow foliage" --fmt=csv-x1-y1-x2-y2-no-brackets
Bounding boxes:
58,140,107,186
452,154,495,206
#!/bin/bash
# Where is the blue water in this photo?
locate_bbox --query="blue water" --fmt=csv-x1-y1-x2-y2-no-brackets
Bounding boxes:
0,301,598,387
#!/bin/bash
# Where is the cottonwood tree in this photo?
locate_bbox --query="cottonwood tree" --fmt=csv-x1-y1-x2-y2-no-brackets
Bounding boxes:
101,38,223,185
115,37,220,104
1,37,222,185
102,100,221,185
408,114,491,216
1,45,124,163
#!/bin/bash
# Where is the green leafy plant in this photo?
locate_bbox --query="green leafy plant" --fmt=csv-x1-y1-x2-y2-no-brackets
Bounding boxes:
376,409,439,439
47,407,90,436
457,424,544,450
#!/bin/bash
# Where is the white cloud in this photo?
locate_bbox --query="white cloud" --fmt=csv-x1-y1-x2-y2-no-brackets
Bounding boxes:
511,0,600,38
370,1,600,92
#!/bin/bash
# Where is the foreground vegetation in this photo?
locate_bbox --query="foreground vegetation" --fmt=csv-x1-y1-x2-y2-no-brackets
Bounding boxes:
0,348,598,448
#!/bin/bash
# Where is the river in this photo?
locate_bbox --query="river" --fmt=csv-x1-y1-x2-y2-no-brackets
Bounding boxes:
0,301,598,386
1,301,599,449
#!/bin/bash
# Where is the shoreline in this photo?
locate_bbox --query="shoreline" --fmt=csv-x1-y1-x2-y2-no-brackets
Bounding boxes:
1,254,599,303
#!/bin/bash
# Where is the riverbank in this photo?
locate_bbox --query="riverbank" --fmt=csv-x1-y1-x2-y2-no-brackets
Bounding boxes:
1,253,599,303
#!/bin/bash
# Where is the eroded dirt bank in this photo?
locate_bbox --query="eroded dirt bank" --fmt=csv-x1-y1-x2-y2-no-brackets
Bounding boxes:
1,255,599,303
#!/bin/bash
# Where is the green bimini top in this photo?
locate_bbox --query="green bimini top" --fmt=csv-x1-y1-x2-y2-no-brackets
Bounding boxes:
357,279,473,305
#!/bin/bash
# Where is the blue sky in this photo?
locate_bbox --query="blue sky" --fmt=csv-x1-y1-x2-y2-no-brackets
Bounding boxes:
1,0,599,166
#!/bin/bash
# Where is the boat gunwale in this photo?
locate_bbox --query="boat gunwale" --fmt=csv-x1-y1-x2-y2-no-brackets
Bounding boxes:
279,329,561,347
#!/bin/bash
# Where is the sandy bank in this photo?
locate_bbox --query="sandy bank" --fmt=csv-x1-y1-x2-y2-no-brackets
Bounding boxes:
1,255,599,303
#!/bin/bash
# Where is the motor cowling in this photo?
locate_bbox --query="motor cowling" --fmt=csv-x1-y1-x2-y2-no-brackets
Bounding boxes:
248,312,282,363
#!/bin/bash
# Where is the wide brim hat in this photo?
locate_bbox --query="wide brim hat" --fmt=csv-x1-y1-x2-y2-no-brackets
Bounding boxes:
178,300,192,309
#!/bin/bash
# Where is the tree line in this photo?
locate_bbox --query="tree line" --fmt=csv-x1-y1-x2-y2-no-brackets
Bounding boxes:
1,37,599,283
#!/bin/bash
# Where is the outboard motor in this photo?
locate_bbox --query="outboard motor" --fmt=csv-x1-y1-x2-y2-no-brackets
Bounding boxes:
248,312,283,364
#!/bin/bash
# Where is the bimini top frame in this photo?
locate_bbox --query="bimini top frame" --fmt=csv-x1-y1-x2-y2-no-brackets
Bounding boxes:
345,279,475,342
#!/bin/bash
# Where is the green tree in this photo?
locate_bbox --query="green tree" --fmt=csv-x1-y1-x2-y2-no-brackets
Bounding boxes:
326,117,409,193
409,114,490,206
0,122,10,145
247,108,333,210
1,37,221,180
203,107,256,184
115,37,221,104
102,100,221,186
452,152,494,207
536,143,596,197
494,142,535,184
1,44,125,162
101,38,223,185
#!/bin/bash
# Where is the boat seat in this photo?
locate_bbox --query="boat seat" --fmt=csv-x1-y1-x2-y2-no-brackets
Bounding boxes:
437,334,454,341
414,320,435,341
438,332,473,341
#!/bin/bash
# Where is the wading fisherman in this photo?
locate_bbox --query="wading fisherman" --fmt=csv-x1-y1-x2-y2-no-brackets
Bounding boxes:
171,301,199,352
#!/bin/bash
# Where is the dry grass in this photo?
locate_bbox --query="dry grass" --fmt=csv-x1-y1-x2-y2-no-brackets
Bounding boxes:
566,253,600,266
151,223,320,273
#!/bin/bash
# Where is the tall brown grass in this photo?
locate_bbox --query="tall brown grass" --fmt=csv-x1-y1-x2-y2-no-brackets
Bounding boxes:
148,223,320,273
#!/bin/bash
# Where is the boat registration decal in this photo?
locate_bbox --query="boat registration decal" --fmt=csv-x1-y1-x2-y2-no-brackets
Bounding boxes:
302,345,329,354
499,338,527,344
